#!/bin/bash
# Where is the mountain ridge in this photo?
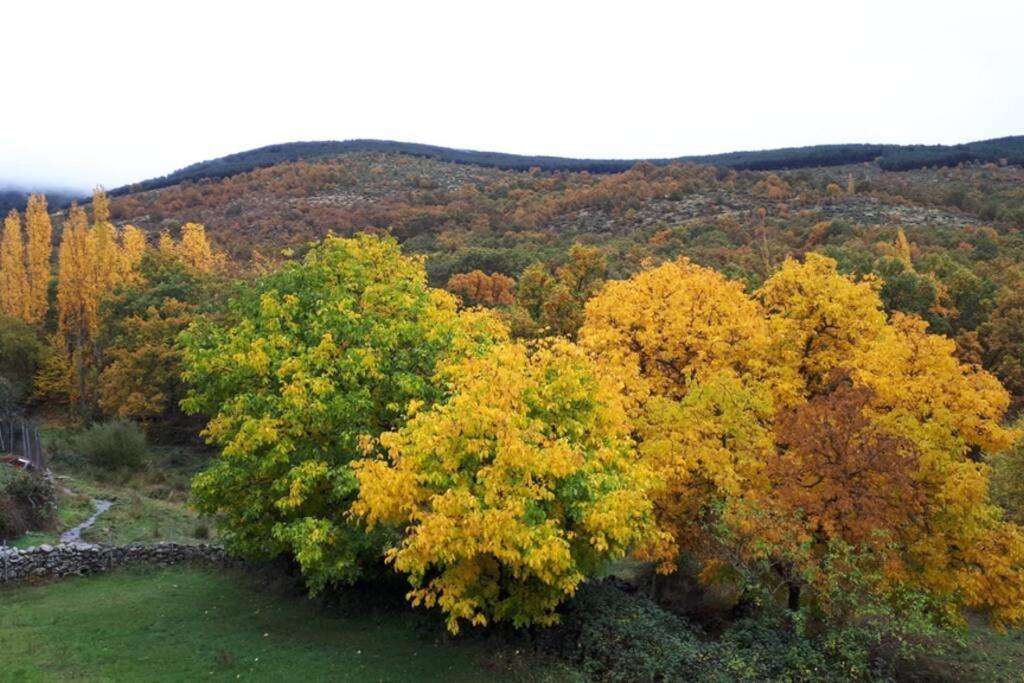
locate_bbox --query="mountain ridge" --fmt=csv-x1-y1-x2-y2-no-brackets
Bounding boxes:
113,136,1024,198
3,135,1022,216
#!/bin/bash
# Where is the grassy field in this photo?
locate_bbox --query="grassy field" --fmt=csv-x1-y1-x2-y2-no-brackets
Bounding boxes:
0,567,572,683
7,423,217,549
61,473,214,546
9,472,212,549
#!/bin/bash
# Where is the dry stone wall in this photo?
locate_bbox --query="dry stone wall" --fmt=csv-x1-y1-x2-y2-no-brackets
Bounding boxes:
0,542,228,583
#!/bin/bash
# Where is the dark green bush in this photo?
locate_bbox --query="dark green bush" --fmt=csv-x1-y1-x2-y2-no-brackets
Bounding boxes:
74,420,148,471
538,579,949,682
0,467,56,539
539,581,714,682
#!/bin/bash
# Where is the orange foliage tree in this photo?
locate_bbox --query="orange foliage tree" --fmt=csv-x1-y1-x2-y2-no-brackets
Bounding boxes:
580,253,1024,626
446,270,514,306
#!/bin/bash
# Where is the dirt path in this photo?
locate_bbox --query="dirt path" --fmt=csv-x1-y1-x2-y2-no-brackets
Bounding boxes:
60,499,114,544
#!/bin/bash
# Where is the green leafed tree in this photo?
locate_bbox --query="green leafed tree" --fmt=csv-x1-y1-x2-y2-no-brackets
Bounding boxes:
180,234,506,588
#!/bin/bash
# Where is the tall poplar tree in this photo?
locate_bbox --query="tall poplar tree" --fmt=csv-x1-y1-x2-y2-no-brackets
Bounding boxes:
0,209,30,321
56,203,93,407
24,194,53,324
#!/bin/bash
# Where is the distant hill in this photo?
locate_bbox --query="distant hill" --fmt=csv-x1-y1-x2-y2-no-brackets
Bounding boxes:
108,136,1024,197
0,187,85,216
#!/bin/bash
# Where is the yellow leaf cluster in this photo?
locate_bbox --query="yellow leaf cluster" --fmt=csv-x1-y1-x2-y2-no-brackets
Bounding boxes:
354,340,657,632
156,223,224,273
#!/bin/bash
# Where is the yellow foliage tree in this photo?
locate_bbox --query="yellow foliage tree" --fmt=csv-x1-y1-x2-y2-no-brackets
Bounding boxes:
56,204,93,345
756,252,886,398
354,340,658,633
32,334,75,405
53,197,148,408
24,194,53,324
155,223,221,273
178,223,219,272
119,225,147,281
895,227,914,270
55,204,93,405
98,299,191,420
158,231,175,256
0,210,30,321
90,186,111,225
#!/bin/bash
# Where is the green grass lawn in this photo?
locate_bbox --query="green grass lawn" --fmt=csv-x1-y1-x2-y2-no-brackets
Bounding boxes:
0,567,571,683
62,474,214,546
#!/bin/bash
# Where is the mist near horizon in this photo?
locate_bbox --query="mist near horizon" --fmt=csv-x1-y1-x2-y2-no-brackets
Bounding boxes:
2,0,1022,191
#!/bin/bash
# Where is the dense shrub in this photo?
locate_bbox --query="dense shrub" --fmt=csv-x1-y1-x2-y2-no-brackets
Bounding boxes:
538,581,947,682
0,467,56,539
539,581,712,682
74,420,148,471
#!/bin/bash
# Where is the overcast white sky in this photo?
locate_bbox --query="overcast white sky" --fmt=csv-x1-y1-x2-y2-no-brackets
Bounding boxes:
2,0,1022,191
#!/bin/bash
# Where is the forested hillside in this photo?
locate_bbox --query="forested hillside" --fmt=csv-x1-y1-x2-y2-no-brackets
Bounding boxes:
5,136,1023,217
113,136,1024,194
89,152,1024,409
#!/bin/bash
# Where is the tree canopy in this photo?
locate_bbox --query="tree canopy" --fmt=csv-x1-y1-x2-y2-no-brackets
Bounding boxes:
180,234,506,587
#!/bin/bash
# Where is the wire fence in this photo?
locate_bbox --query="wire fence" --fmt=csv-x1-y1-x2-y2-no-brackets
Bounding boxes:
0,419,46,472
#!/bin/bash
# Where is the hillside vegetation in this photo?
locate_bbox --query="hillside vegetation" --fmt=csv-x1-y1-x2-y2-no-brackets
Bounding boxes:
4,136,1023,216
114,136,1024,195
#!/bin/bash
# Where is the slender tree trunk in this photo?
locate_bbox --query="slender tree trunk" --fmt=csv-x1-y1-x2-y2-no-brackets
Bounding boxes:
787,581,801,611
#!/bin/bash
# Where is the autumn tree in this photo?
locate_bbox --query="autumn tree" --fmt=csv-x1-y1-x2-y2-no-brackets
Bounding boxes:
120,225,147,281
154,223,223,274
981,278,1024,403
99,299,193,423
181,235,507,588
55,203,96,407
52,196,148,409
89,187,127,306
91,185,111,224
580,253,1024,626
446,270,514,306
32,335,74,406
24,194,53,324
178,223,219,272
0,210,30,321
509,244,607,338
158,231,175,256
769,373,926,547
991,421,1024,525
895,228,913,270
97,251,218,430
354,340,657,632
579,257,777,562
